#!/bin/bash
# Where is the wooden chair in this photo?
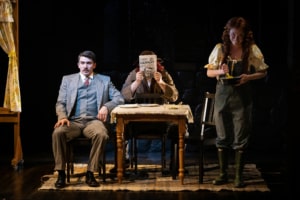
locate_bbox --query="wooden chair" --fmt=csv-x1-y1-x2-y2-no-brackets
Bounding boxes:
171,92,216,183
64,123,119,185
197,92,216,183
129,93,168,174
66,137,107,183
0,107,23,170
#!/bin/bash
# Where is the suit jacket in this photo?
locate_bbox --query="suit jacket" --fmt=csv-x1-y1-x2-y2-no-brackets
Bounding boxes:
55,72,124,122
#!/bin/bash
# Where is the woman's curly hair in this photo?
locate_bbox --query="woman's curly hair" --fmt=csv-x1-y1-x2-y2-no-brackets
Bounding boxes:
221,17,255,73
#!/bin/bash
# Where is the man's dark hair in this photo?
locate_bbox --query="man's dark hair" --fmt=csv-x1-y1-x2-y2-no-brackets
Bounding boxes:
78,50,96,62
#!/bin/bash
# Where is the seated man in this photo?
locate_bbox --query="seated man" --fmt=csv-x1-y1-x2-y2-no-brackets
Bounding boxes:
110,50,180,173
52,50,124,188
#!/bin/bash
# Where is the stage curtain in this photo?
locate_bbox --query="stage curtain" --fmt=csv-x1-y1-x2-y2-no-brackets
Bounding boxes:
0,0,21,112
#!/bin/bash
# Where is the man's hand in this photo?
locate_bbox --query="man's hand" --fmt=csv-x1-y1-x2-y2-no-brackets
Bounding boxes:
154,71,166,92
97,106,108,122
54,118,70,128
153,71,163,83
136,71,144,82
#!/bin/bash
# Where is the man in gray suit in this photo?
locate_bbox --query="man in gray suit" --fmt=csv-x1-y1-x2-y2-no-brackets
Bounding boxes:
52,50,124,188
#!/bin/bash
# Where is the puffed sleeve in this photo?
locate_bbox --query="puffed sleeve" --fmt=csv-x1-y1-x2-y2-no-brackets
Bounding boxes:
204,43,224,70
249,44,269,71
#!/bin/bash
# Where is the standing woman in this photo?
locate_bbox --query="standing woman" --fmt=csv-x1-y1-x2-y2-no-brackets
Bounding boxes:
204,17,269,188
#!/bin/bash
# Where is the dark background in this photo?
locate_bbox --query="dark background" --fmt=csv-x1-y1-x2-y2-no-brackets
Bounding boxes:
0,0,298,179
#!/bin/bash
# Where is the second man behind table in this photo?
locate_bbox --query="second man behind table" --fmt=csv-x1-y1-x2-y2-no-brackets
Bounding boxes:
110,50,180,173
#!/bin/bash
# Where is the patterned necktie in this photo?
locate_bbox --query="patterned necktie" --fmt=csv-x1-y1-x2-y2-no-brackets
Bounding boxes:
84,77,90,86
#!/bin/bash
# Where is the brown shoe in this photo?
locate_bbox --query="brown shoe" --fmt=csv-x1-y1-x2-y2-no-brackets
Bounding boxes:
85,171,100,187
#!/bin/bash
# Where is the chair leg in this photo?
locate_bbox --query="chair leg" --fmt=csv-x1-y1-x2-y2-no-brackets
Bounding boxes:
171,141,178,180
130,138,134,169
161,135,166,173
66,142,73,183
199,140,204,184
66,164,71,183
134,137,138,174
132,135,168,175
99,151,106,182
66,139,108,183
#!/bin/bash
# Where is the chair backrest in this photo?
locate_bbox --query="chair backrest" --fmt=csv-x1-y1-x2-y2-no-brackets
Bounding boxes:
134,93,165,104
200,92,215,140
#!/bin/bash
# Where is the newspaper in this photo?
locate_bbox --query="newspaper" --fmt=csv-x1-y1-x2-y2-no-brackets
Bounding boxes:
139,55,157,78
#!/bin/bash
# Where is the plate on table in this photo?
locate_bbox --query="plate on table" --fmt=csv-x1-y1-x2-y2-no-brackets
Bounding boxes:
220,76,241,85
138,103,160,107
165,105,180,109
119,104,139,108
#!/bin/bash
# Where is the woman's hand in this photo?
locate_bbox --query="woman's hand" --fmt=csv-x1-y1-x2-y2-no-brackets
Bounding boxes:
220,63,231,77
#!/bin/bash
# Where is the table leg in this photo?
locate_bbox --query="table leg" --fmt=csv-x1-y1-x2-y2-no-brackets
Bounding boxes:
116,117,124,183
178,119,186,184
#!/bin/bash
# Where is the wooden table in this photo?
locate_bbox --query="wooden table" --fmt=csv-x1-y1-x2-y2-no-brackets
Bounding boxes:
0,107,23,170
111,104,194,184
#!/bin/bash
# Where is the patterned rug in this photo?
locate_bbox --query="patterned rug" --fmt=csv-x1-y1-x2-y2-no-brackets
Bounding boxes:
38,163,270,192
